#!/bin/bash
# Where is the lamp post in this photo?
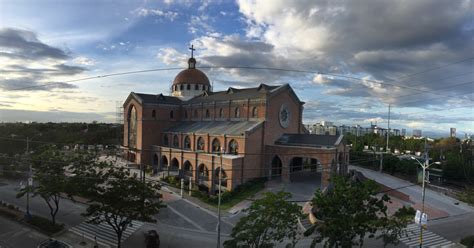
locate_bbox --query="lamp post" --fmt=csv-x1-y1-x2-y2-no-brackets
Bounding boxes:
216,146,224,248
411,156,441,248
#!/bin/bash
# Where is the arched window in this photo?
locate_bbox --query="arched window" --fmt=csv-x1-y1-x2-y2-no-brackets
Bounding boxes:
152,109,156,118
195,84,199,90
219,108,224,118
183,161,192,177
170,110,174,119
180,84,184,90
215,167,228,187
128,105,137,148
228,139,238,155
234,107,240,118
212,138,221,153
163,134,169,146
184,110,188,119
205,109,210,118
184,136,191,150
198,164,209,180
173,135,179,148
194,109,198,118
187,84,191,90
252,107,258,118
203,85,207,91
174,85,177,91
196,137,205,151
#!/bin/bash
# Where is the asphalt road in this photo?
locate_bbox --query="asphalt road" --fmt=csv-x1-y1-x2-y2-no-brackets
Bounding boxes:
0,178,234,248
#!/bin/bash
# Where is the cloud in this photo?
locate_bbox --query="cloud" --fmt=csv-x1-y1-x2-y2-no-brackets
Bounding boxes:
73,56,96,66
132,7,178,21
0,28,68,60
0,28,86,91
235,0,474,108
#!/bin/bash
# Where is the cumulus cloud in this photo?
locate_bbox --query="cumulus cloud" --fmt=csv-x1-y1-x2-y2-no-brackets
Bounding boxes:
0,28,86,91
234,0,474,108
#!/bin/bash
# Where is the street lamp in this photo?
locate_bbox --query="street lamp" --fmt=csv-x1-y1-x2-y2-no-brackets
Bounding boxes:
12,133,42,220
411,156,441,248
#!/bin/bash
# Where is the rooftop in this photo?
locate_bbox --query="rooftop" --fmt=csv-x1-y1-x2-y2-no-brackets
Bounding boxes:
275,134,344,148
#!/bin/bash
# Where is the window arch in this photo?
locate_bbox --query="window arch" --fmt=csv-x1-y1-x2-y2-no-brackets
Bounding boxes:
184,136,191,150
163,134,169,146
184,110,188,119
252,107,258,118
187,84,191,90
212,138,221,153
183,161,192,177
170,110,174,119
219,108,224,118
196,137,205,151
172,135,179,148
228,139,238,155
234,107,240,118
180,84,184,90
193,109,198,118
152,109,156,118
205,109,210,118
198,164,209,180
215,167,228,187
195,84,199,90
127,105,137,148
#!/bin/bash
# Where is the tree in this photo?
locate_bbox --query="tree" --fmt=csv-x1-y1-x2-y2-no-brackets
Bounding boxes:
224,191,303,248
80,165,164,248
17,147,68,225
305,176,413,248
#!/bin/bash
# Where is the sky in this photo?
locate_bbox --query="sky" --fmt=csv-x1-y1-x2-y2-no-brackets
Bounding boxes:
0,0,473,137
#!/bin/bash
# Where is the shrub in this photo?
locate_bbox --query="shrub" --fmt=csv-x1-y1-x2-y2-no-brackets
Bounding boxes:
27,215,64,234
461,235,474,248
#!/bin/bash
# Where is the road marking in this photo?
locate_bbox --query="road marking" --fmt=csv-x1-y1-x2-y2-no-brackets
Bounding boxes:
400,224,454,247
166,204,207,232
69,218,143,247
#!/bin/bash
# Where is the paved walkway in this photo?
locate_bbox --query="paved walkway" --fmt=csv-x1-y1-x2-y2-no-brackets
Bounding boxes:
349,165,474,217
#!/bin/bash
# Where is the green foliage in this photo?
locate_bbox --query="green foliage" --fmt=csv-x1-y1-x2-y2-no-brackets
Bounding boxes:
78,165,165,248
16,146,69,225
305,176,412,248
461,235,474,248
0,122,122,155
27,215,64,235
191,178,266,209
458,188,474,206
224,191,303,248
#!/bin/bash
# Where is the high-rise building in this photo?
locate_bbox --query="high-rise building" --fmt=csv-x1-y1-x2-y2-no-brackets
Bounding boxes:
413,129,422,137
450,128,456,138
401,129,406,136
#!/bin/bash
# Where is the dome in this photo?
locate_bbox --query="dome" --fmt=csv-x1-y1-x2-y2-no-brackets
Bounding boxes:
172,68,210,86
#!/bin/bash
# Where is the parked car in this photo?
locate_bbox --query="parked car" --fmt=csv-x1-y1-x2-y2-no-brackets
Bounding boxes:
145,230,160,248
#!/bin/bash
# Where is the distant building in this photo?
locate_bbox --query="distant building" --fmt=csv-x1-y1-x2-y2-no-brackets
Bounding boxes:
413,129,422,137
401,129,406,136
450,128,456,138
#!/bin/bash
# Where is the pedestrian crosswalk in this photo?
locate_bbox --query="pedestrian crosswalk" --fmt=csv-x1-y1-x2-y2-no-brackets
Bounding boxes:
400,224,454,247
70,218,143,247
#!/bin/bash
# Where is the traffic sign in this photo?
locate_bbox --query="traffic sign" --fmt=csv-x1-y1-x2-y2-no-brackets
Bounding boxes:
28,177,33,186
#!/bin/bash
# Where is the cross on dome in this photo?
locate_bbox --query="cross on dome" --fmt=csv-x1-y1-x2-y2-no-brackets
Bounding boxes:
189,44,195,58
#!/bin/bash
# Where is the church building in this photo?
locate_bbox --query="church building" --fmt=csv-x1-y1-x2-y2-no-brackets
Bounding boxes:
122,50,349,193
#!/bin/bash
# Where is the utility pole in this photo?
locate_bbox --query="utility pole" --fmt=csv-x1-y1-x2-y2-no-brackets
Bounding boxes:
216,147,223,248
25,137,32,220
411,139,440,248
386,104,391,152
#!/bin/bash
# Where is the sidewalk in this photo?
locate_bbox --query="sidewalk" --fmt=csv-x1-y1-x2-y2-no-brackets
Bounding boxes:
350,165,474,217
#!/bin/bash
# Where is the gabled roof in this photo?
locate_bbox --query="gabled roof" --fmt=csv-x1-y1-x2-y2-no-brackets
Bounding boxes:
185,83,284,104
164,121,263,136
275,134,344,148
124,92,182,106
